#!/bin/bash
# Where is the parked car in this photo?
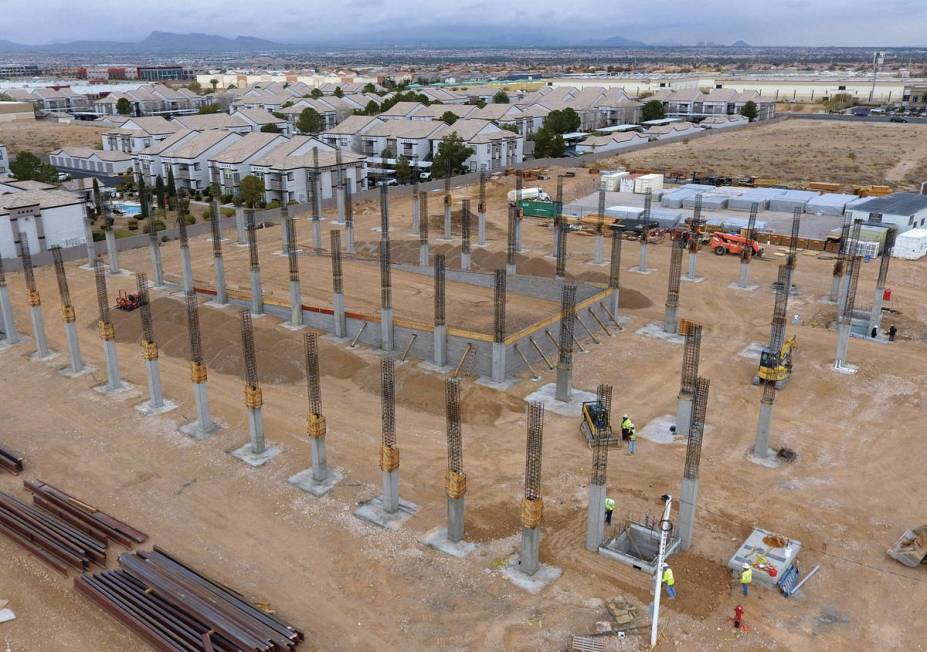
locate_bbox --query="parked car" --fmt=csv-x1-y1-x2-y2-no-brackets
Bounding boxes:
377,178,398,187
418,171,432,181
890,117,908,123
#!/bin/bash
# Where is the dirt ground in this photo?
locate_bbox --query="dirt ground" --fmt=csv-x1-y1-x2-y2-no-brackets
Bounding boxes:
603,119,927,190
0,166,926,651
0,120,108,157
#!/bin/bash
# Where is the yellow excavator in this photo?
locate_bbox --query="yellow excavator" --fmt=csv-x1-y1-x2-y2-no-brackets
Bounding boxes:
754,335,797,389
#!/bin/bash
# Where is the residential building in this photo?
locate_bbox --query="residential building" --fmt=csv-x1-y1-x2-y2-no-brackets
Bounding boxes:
134,129,201,187
901,84,927,110
0,145,8,176
0,187,89,259
160,130,242,193
651,88,775,121
360,119,445,161
101,116,179,153
699,115,749,129
231,108,291,136
250,136,365,204
208,132,289,197
320,115,383,151
645,121,703,140
575,131,649,155
428,119,522,172
47,147,136,177
276,98,340,131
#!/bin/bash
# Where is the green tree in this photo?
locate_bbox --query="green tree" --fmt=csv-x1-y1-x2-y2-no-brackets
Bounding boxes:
116,97,132,115
364,100,380,115
492,89,510,104
545,108,581,134
187,80,202,94
363,82,376,93
296,107,324,134
432,134,475,178
532,128,566,158
209,78,219,92
395,155,412,183
641,99,666,122
439,110,459,125
260,123,281,133
9,151,42,180
154,175,166,212
93,178,103,215
824,93,856,112
167,168,177,211
198,103,221,114
333,86,344,98
310,88,323,99
739,101,758,121
239,175,264,208
475,99,486,109
379,90,430,113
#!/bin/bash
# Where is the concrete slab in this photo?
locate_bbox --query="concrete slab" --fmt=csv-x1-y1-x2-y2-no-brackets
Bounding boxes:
354,496,420,529
738,342,766,360
92,381,136,397
58,364,96,379
475,376,521,392
728,282,759,292
288,468,344,497
134,398,179,417
627,266,655,275
635,322,684,345
29,349,60,363
177,419,223,441
638,413,714,444
523,383,597,418
681,275,706,283
229,442,282,467
420,526,477,558
499,556,562,594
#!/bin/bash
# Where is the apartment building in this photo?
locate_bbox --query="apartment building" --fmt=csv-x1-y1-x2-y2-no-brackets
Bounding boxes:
428,119,522,172
250,136,365,204
0,186,89,259
47,147,136,177
101,116,179,154
160,130,242,193
134,129,206,187
208,132,289,197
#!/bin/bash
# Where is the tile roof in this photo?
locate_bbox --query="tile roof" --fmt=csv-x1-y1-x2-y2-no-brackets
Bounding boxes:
209,132,285,163
163,130,238,159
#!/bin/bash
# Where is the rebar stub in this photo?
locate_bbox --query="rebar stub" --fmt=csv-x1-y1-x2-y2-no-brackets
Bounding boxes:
379,445,400,472
446,470,467,499
141,339,159,361
307,413,326,438
244,384,263,409
190,361,207,384
62,305,76,323
26,289,41,307
521,497,544,529
98,320,114,341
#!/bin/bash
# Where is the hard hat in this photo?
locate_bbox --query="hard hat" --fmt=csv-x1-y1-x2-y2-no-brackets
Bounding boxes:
663,563,669,569
742,562,750,569
623,414,629,419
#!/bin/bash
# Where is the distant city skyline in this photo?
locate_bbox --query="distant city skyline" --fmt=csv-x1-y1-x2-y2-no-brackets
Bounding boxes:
1,0,925,48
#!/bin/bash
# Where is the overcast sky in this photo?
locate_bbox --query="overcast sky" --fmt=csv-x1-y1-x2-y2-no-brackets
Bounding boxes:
2,0,925,46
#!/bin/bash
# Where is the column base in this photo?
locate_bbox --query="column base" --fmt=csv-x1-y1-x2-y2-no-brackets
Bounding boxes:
420,526,477,558
288,467,344,497
230,441,281,467
92,381,135,397
728,282,759,292
681,275,706,284
58,363,96,379
627,266,654,275
134,398,179,417
500,555,562,594
178,418,222,441
353,495,419,529
29,349,60,363
280,321,307,331
634,322,685,344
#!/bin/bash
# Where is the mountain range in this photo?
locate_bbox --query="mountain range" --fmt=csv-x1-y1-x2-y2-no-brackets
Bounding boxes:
0,31,281,54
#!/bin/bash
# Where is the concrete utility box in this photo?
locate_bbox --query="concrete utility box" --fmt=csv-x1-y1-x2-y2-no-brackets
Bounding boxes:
728,528,801,589
599,522,680,574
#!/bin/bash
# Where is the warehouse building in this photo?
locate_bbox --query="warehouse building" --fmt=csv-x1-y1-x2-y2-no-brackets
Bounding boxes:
846,193,927,235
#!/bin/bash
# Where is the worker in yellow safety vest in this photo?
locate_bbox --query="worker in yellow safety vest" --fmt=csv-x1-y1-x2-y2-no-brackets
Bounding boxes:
621,415,634,442
604,497,615,525
740,563,753,597
662,563,676,599
628,424,637,455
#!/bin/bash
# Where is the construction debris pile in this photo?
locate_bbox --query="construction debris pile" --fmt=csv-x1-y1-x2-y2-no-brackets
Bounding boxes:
77,547,305,652
0,443,23,475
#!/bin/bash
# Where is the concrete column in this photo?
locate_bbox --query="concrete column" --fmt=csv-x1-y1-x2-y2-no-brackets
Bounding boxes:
608,288,620,320
739,262,750,288
447,496,465,543
663,305,678,334
84,219,96,267
639,243,649,271
29,305,50,358
443,202,452,240
180,246,193,293
514,218,523,252
336,187,346,224
491,341,506,383
828,273,840,302
149,241,166,288
552,225,560,258
248,406,266,454
381,307,394,351
506,261,516,276
555,365,572,402
280,218,290,252
676,392,693,436
460,251,471,271
213,256,227,304
333,292,346,338
687,252,698,279
193,382,216,434
411,197,420,234
835,321,851,367
310,437,328,482
64,321,84,373
0,286,20,344
102,338,123,392
836,274,850,316
311,219,322,251
585,483,606,552
594,233,604,264
382,469,400,513
677,477,699,551
520,527,540,576
250,268,263,315
433,323,447,367
144,358,165,410
345,223,355,254
235,207,246,245
869,287,884,331
105,231,121,275
753,398,774,458
419,243,429,267
290,279,303,327
478,210,487,246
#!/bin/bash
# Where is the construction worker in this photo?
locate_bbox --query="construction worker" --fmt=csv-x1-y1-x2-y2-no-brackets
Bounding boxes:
889,324,898,342
620,415,634,442
661,563,676,599
604,497,615,525
628,424,637,455
740,563,753,596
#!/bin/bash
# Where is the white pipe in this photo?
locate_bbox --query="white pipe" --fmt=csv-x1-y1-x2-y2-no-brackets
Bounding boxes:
650,495,673,649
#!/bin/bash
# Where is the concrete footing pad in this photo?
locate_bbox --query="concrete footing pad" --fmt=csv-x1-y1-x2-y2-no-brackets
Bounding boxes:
499,556,562,593
0,339,26,352
230,442,281,467
420,527,477,558
354,496,419,529
203,301,231,310
681,276,706,283
417,361,454,374
177,419,222,441
280,322,307,331
638,413,715,444
747,449,785,469
627,266,654,275
134,399,179,417
738,341,766,360
58,364,96,379
92,381,136,397
475,377,520,391
29,349,60,363
523,383,597,417
288,468,344,497
833,363,858,375
635,322,685,344
728,282,759,292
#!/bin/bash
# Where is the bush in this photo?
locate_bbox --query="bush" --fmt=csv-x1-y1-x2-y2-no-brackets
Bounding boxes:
92,230,105,242
221,193,234,204
114,229,132,238
127,222,138,231
143,220,166,234
193,192,203,202
202,208,213,221
267,200,281,210
221,207,236,218
182,214,196,225
161,235,170,243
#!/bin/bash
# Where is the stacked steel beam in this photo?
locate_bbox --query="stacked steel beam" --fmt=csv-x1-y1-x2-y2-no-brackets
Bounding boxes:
0,444,23,474
77,547,304,652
